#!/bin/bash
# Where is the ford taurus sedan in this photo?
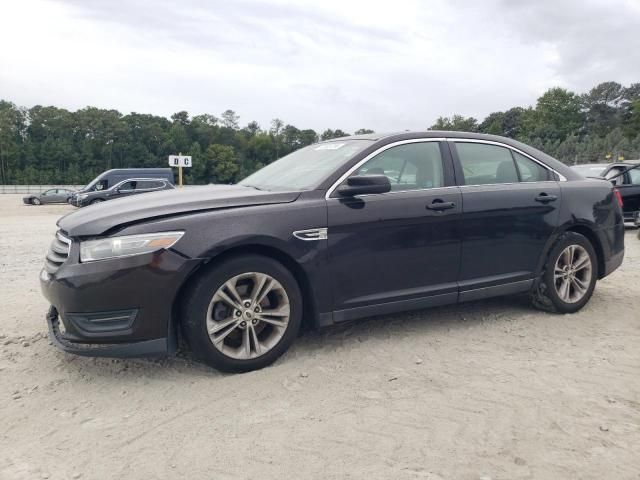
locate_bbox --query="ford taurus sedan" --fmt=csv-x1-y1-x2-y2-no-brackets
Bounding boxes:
40,131,625,372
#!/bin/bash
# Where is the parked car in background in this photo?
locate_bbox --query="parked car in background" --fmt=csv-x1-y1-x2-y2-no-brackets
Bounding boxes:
69,168,174,205
41,131,625,373
23,188,75,205
572,161,640,224
73,178,175,207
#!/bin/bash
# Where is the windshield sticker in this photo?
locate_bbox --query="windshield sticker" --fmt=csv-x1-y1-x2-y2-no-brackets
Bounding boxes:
315,143,345,150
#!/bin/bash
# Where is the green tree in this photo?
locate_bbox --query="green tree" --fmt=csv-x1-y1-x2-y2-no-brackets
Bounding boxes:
221,110,240,130
532,87,583,142
206,144,239,183
430,114,478,132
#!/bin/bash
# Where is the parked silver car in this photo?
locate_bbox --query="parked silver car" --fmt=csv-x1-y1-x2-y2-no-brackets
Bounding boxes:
23,188,75,205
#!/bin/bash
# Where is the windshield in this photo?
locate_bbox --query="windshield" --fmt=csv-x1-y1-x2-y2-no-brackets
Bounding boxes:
239,140,373,191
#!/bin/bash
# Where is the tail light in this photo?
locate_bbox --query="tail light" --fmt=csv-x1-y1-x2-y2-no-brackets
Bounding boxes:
614,188,623,208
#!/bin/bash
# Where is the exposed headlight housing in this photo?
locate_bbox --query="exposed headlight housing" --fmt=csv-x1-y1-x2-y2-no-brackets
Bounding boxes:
77,193,88,200
80,232,184,262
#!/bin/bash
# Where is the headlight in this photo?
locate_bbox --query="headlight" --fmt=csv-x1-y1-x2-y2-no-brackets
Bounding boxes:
77,193,88,200
80,232,184,262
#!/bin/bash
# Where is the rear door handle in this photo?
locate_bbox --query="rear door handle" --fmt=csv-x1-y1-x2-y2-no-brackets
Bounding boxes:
535,193,558,203
426,200,456,211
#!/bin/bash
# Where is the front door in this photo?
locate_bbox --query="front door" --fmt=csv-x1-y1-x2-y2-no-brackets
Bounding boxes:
618,167,640,221
451,141,561,297
326,140,462,321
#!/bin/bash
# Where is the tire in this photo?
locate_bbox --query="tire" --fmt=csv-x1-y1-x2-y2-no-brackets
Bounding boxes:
90,199,104,205
181,254,303,373
531,232,598,314
32,198,41,205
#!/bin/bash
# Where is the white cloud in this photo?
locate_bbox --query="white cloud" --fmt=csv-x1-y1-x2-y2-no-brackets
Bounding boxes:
0,0,638,132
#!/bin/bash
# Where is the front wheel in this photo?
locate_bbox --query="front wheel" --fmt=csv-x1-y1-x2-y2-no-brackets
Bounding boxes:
531,232,597,313
90,199,104,205
32,198,41,205
181,255,302,372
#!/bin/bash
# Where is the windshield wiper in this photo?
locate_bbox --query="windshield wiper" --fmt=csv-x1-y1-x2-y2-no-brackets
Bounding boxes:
242,184,264,191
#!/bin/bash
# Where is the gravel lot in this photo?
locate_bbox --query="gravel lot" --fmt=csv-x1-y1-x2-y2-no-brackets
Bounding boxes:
1,193,639,480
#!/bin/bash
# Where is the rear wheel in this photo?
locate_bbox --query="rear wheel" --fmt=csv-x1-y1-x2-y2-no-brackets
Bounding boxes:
531,232,597,313
181,255,302,372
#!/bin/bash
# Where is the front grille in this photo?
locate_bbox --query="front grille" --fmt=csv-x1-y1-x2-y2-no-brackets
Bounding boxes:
44,232,71,274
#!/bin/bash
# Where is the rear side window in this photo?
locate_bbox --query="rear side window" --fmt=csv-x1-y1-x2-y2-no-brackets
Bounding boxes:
456,143,518,185
354,142,444,192
629,168,640,185
136,180,164,189
513,151,551,182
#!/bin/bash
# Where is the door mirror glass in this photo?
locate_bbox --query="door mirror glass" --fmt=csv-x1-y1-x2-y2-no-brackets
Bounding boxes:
337,174,391,196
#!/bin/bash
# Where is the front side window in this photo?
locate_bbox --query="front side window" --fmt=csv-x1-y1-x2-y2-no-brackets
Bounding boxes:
118,181,137,191
628,167,640,185
353,142,444,192
605,167,625,186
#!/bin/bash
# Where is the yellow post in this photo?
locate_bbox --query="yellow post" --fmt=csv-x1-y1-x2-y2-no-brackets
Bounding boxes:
179,166,183,188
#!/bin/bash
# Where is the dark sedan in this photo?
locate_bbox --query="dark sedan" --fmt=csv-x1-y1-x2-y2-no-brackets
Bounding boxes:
23,188,75,205
572,161,640,224
40,132,625,372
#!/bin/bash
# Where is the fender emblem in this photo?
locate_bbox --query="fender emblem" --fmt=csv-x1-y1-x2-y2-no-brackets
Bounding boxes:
293,228,328,241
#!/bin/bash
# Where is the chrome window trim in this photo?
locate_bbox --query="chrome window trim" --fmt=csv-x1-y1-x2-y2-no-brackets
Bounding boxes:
325,138,446,200
450,138,567,182
325,137,567,200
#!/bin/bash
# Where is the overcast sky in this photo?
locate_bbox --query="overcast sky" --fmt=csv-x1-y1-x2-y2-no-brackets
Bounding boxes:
1,0,639,132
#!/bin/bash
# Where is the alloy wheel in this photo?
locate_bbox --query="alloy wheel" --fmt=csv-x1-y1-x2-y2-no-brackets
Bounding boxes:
205,272,290,360
553,244,593,304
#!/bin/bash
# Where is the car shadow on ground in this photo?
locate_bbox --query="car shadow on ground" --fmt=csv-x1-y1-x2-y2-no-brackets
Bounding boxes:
51,294,540,379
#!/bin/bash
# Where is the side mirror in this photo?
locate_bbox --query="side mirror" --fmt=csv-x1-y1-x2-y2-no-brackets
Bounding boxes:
337,174,391,196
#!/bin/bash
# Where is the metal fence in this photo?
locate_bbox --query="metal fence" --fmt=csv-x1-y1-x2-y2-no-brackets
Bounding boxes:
0,185,84,194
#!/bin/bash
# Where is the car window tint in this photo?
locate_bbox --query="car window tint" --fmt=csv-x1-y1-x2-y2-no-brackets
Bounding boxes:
457,143,518,185
513,151,550,182
354,142,444,192
629,167,640,185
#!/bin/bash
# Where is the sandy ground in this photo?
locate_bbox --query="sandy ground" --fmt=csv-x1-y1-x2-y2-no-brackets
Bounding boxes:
0,193,639,480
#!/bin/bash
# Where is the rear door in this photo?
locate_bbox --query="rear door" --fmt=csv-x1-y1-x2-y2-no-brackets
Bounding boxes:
450,140,561,299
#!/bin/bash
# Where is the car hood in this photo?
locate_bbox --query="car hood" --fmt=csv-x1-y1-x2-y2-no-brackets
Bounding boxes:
58,185,302,236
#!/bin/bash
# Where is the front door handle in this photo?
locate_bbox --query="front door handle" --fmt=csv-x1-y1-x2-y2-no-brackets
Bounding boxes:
535,193,558,203
426,200,456,211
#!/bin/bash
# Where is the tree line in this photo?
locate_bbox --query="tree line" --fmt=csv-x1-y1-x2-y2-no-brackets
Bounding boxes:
0,80,639,185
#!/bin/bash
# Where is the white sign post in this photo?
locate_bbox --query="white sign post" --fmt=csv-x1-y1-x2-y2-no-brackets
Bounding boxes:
168,153,192,187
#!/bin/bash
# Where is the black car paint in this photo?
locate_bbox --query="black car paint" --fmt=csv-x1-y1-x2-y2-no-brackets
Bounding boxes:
40,131,625,357
572,162,640,222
